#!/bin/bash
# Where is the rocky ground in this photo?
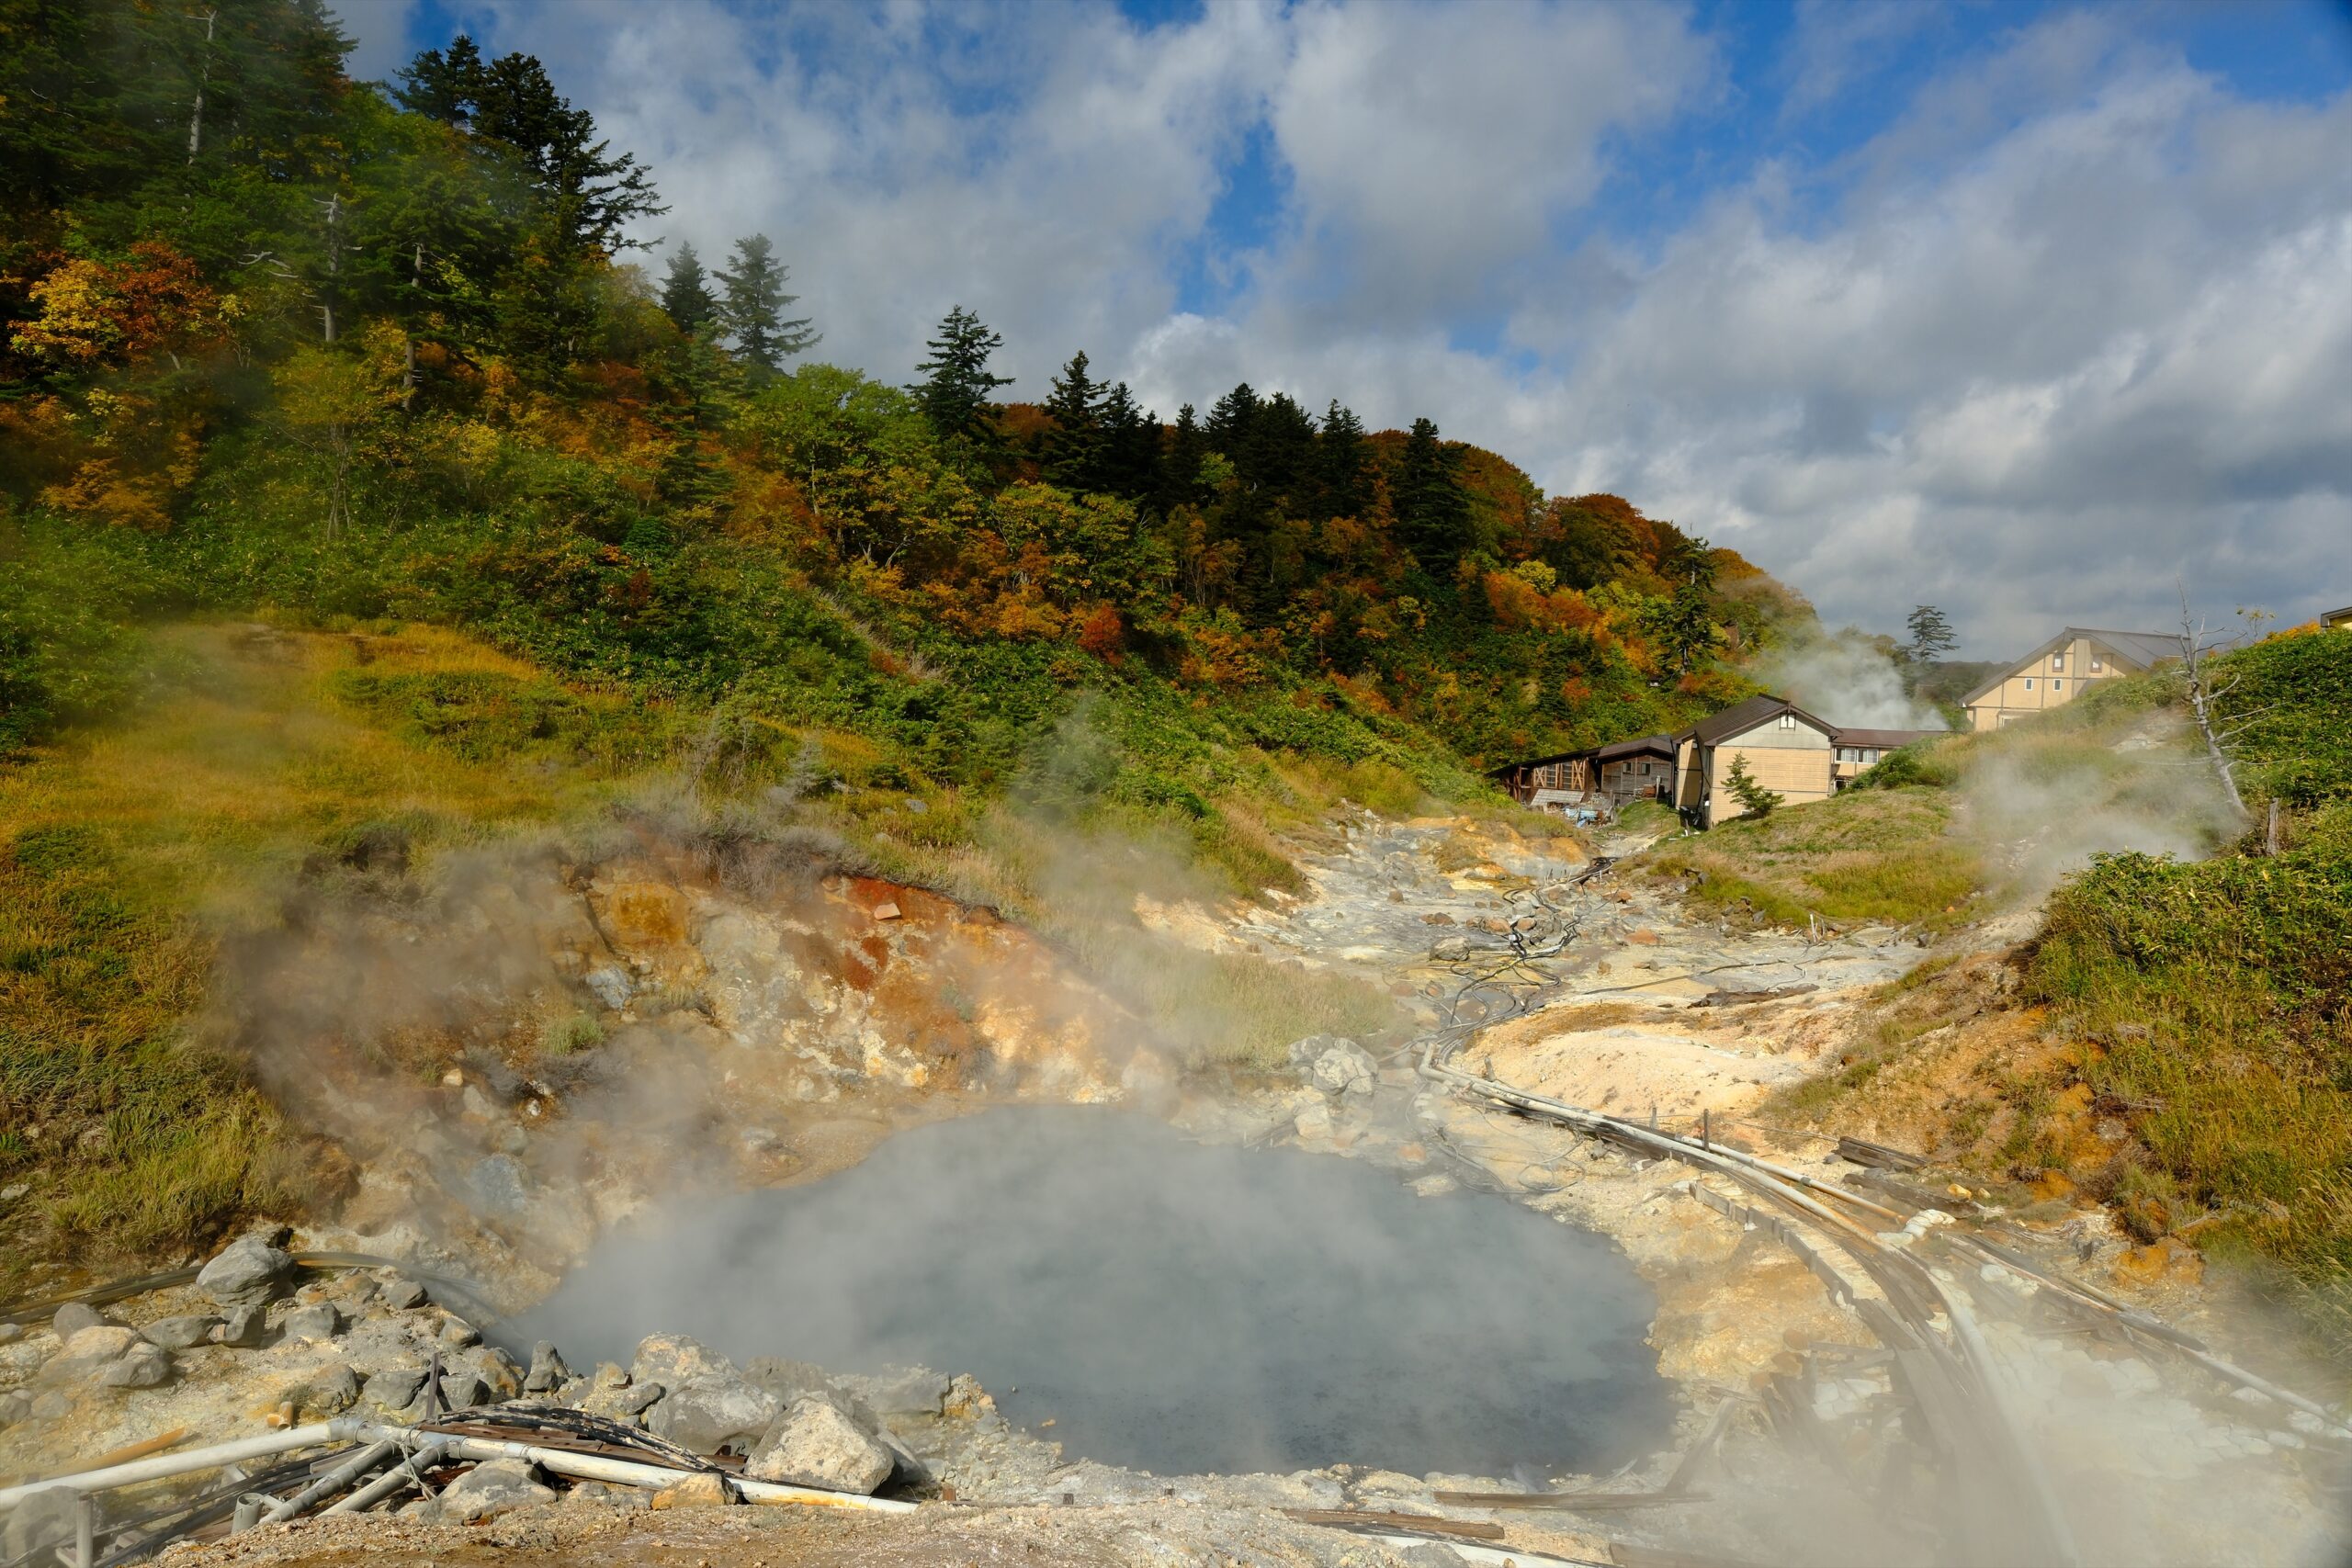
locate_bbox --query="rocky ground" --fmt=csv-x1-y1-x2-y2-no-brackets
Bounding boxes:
4,812,2348,1565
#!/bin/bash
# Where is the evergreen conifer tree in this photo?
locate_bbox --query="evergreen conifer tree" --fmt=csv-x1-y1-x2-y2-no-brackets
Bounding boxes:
911,306,1012,446
1319,400,1369,516
716,234,818,374
1905,604,1958,666
1158,403,1207,513
1395,416,1470,564
1096,381,1161,501
1042,349,1102,488
660,242,719,334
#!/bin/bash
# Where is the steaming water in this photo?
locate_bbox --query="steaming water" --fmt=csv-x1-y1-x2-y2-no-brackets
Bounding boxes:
511,1106,1670,1477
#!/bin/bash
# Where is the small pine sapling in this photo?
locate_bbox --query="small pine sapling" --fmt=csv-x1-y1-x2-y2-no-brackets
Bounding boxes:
1723,753,1784,818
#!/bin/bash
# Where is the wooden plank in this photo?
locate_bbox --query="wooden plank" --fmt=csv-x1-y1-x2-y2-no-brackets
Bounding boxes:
1431,1491,1709,1511
1836,1136,1928,1172
1280,1507,1506,1540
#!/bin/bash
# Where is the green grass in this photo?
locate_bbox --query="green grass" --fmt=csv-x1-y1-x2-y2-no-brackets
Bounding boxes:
1637,785,1979,929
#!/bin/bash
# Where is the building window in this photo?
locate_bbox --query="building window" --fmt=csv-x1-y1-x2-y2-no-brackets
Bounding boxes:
2090,658,2103,671
1864,750,1879,764
1641,761,1653,775
2052,679,2064,692
1777,713,1796,729
2052,653,2065,671
2024,677,2034,691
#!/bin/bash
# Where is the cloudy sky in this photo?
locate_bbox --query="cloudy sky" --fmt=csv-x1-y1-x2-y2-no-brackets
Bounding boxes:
334,0,2352,656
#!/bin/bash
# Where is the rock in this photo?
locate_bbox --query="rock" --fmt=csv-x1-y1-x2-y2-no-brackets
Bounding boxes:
864,1367,950,1416
281,1303,341,1343
525,1340,573,1394
1309,1040,1377,1097
1293,1101,1335,1141
1,1486,79,1561
585,965,634,1010
441,1318,482,1348
437,1459,555,1522
28,1392,72,1421
100,1345,174,1389
141,1314,220,1350
472,1345,525,1399
37,1325,141,1386
439,1371,488,1412
379,1276,428,1311
944,1374,995,1419
747,1393,895,1494
566,1482,650,1510
0,1391,29,1427
216,1305,267,1348
468,1154,529,1216
2110,1236,2203,1288
650,1472,735,1510
298,1362,361,1416
631,1333,734,1388
746,1357,836,1404
197,1236,295,1308
646,1375,779,1455
1430,935,1471,962
364,1366,426,1410
51,1302,106,1338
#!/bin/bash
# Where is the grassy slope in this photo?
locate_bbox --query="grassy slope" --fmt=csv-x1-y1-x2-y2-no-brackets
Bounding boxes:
1636,786,1980,931
1733,631,2352,1359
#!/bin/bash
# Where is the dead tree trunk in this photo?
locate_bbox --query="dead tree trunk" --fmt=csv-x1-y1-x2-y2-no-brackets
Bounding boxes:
187,9,217,164
2178,590,2248,818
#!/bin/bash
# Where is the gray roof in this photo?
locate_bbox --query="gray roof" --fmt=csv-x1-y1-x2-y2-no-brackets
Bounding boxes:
1593,732,1676,762
1962,627,2187,705
1679,694,1836,746
2323,604,2352,626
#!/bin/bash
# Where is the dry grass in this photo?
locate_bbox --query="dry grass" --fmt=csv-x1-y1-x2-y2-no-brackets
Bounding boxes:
1637,786,1981,930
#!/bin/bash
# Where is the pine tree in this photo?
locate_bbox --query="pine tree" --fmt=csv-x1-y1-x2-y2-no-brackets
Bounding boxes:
1905,604,1957,666
1095,381,1160,501
1042,349,1102,489
716,234,818,375
1395,416,1470,564
911,306,1012,446
1723,753,1784,819
393,35,485,127
1204,384,1260,467
1319,400,1369,516
1157,403,1207,513
660,242,718,334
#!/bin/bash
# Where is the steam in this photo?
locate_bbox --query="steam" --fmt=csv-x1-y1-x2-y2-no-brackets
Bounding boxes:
504,1104,1670,1479
1757,627,1947,730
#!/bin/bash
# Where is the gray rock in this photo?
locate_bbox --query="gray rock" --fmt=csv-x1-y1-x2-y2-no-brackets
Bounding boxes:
441,1318,482,1348
436,1459,555,1522
300,1362,361,1416
0,1390,31,1427
471,1345,524,1399
51,1302,106,1338
745,1357,836,1404
363,1366,427,1410
1,1486,78,1560
216,1305,267,1348
746,1393,894,1494
524,1340,572,1393
438,1371,488,1412
281,1303,341,1343
863,1367,950,1416
646,1374,780,1456
1310,1039,1377,1097
28,1391,72,1421
141,1314,220,1350
630,1333,733,1388
468,1155,528,1217
37,1325,141,1386
100,1345,173,1389
378,1276,428,1311
1283,1032,1338,1067
196,1236,295,1308
585,966,633,1010
1430,934,1472,962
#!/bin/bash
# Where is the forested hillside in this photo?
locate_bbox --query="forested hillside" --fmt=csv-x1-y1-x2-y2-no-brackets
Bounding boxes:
1,0,1809,827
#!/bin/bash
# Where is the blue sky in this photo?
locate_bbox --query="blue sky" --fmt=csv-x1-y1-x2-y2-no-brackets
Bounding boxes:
334,0,2352,653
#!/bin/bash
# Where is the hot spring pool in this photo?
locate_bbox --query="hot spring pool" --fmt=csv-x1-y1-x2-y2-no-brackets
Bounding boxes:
509,1106,1670,1478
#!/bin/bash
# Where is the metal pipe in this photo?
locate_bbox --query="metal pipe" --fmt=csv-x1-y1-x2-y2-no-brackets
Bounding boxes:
357,1426,916,1514
261,1440,398,1523
0,1420,366,1510
74,1492,94,1568
324,1439,450,1516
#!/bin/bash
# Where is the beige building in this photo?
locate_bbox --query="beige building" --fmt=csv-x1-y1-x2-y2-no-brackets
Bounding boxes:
1672,695,1838,828
1962,628,2186,732
1831,728,1942,787
2324,604,2352,631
